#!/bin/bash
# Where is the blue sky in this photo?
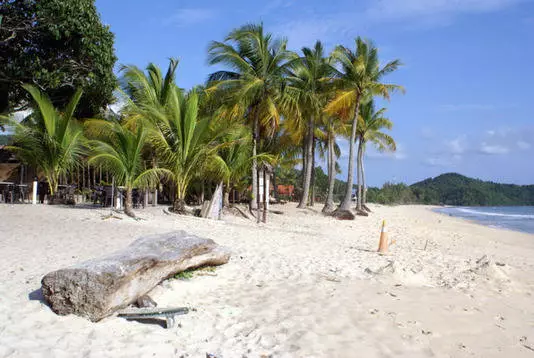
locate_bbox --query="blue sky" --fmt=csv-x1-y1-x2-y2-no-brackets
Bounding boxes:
95,0,534,186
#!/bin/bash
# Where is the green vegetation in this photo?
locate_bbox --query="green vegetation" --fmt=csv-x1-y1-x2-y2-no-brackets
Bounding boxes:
6,85,86,196
174,266,216,280
0,0,117,116
3,19,405,221
367,173,534,206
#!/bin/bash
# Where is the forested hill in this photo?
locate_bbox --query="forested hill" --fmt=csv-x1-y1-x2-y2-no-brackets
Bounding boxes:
367,173,534,206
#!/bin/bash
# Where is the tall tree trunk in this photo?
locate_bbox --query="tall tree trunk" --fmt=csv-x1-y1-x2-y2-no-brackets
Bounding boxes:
272,170,278,202
99,165,102,184
256,167,261,223
200,181,205,205
82,163,85,189
322,128,336,213
337,96,361,212
223,185,230,208
251,113,259,212
361,150,370,212
262,170,267,223
310,135,316,206
298,116,314,209
124,187,135,218
356,138,363,211
92,165,96,188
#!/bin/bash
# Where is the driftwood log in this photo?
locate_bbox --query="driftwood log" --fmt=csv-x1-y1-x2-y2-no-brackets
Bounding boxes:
41,231,230,321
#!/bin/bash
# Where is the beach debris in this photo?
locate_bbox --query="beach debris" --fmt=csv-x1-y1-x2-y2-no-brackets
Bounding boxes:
365,261,396,276
520,337,534,352
118,306,188,329
203,183,223,220
136,294,157,308
41,231,230,321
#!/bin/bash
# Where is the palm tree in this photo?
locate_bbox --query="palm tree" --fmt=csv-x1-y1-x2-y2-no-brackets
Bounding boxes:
320,115,348,213
147,88,228,213
356,101,396,211
215,126,252,207
326,37,402,212
6,85,86,196
284,41,334,208
86,119,165,217
207,23,294,218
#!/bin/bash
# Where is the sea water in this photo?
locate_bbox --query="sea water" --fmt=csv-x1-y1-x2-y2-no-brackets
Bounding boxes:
434,206,534,234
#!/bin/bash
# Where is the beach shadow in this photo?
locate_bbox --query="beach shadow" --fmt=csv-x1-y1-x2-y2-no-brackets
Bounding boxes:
28,288,47,304
122,317,167,328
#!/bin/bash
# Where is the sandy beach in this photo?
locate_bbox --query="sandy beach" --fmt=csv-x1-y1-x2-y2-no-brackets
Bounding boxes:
1,203,533,357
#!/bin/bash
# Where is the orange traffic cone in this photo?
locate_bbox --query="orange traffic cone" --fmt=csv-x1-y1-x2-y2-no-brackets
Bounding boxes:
378,220,389,254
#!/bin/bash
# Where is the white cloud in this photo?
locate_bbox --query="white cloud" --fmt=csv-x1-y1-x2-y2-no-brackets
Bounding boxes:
518,141,531,150
164,8,215,27
420,127,435,139
479,142,509,155
367,143,407,160
445,136,466,155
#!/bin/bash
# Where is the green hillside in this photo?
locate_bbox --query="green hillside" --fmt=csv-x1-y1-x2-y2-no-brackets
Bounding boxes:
368,173,534,206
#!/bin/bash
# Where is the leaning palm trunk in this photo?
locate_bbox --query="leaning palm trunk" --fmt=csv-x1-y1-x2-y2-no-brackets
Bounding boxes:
356,138,363,211
298,116,314,209
337,97,361,211
124,187,135,218
322,129,336,213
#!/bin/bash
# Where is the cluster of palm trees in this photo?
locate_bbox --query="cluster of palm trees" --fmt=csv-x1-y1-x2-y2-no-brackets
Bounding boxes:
5,23,402,220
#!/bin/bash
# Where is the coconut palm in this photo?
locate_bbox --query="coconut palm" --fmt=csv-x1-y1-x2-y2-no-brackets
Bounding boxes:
326,37,402,212
283,41,335,208
86,119,166,217
207,23,295,217
214,126,252,207
356,101,396,210
6,85,86,196
320,115,349,213
120,58,180,111
147,88,228,213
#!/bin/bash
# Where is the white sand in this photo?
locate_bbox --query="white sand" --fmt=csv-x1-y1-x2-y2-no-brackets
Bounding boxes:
1,203,533,357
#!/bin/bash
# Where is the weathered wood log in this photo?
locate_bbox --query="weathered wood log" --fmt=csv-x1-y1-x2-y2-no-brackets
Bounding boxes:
41,231,230,322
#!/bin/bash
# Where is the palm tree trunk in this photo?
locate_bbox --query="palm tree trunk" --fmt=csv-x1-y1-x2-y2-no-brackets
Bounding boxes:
298,116,314,209
256,167,261,223
82,163,85,189
251,113,259,212
337,96,361,212
322,128,336,213
310,135,316,206
223,184,230,208
173,192,186,213
272,170,279,202
124,187,135,217
361,150,370,212
262,170,267,223
356,138,363,211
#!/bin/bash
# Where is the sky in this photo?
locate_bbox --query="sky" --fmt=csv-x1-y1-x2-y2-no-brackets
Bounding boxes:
95,0,534,186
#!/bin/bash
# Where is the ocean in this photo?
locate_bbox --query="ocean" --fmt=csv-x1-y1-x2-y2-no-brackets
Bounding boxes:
434,206,534,234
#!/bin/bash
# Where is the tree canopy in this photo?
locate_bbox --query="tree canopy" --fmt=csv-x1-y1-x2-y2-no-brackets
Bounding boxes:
0,0,117,116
